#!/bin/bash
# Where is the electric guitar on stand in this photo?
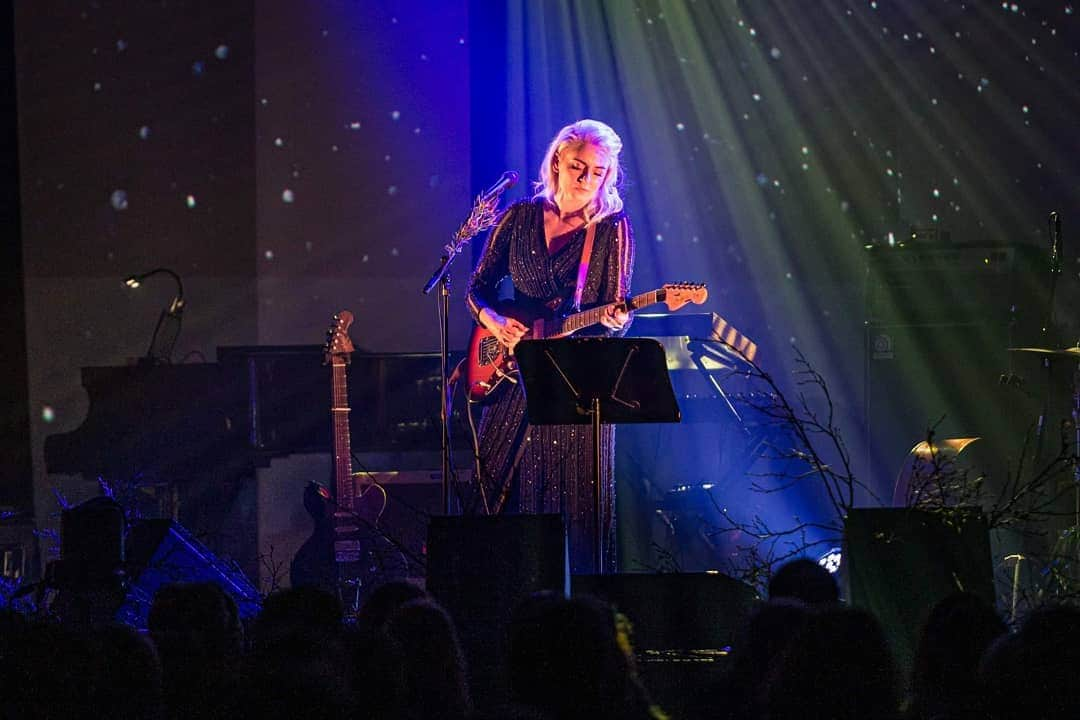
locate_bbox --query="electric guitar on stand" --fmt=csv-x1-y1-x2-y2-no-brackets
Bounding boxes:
290,311,392,601
465,282,708,403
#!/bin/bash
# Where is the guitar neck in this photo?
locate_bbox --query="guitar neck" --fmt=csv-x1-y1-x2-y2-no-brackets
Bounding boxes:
330,358,353,510
547,288,664,338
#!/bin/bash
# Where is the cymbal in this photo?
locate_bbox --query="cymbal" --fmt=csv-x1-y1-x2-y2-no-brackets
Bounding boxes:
1008,346,1080,359
908,437,981,459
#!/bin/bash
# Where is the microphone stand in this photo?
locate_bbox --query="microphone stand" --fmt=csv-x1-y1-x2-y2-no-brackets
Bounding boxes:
1041,212,1063,340
423,191,505,515
1035,213,1063,463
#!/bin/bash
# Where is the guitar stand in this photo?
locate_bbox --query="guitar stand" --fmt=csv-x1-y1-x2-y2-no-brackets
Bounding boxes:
324,488,425,611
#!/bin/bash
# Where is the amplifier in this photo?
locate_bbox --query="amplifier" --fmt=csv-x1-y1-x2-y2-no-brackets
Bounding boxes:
256,453,469,591
865,243,1048,327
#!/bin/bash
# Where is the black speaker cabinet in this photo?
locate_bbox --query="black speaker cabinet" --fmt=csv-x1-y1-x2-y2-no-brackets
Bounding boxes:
844,507,993,673
117,520,262,630
426,514,568,621
60,497,125,582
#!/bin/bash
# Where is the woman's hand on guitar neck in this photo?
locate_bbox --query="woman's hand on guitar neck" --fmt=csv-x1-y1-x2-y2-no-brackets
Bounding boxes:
479,307,529,351
599,303,630,331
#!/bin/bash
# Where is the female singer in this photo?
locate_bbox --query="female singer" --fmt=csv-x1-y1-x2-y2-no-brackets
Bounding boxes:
465,119,635,574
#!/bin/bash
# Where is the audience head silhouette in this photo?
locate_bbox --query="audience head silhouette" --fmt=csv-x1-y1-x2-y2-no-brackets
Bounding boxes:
768,557,840,606
508,592,659,720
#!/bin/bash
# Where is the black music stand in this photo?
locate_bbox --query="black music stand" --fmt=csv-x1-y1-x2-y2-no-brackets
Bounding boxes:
514,337,680,573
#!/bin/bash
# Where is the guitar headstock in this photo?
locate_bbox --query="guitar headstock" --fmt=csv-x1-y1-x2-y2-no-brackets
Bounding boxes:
661,283,708,310
324,310,355,364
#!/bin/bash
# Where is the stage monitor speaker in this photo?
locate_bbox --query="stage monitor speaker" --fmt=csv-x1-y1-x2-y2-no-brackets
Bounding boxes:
117,519,262,630
426,514,568,620
60,497,125,582
571,572,759,652
844,507,993,674
426,513,568,699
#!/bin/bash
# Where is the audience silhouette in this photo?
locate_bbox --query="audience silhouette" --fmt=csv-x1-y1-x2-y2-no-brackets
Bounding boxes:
147,581,243,719
764,604,900,720
909,591,1006,720
387,597,472,720
767,557,840,606
979,603,1080,720
506,592,662,720
12,556,1080,720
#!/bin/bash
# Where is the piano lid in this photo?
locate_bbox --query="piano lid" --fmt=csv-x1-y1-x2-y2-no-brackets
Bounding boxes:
43,362,247,479
43,347,473,481
217,345,470,459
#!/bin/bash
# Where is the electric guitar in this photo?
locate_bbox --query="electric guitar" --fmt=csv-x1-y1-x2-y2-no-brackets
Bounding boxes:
465,282,708,403
290,311,387,595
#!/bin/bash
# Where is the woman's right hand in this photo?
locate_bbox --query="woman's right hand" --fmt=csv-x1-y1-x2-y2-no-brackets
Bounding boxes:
480,308,529,351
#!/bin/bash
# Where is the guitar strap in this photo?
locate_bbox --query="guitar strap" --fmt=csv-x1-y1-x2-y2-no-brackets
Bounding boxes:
572,221,597,311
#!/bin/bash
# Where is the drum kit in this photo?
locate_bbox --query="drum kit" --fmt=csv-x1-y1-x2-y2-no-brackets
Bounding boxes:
1007,343,1080,597
1008,345,1080,362
1007,343,1080,477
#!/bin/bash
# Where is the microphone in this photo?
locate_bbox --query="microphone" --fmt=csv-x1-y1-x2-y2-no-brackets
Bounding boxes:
480,170,519,203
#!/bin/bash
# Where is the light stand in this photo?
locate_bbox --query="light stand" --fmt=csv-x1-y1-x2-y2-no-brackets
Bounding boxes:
123,267,185,364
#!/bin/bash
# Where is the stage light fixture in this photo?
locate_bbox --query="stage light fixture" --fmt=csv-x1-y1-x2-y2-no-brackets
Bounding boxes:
818,547,842,575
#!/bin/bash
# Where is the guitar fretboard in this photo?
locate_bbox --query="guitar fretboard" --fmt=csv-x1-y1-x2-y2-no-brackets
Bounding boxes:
330,358,353,512
547,288,665,338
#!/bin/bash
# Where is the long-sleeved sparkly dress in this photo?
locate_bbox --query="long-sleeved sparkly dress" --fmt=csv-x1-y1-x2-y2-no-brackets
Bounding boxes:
465,198,635,574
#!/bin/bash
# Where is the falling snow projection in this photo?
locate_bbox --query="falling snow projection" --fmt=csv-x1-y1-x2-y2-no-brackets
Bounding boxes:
699,1,1078,248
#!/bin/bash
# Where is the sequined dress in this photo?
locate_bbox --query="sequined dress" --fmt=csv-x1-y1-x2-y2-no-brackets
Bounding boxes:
465,198,635,574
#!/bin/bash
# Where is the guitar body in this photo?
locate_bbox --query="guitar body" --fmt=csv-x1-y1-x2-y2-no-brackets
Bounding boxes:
465,300,542,403
289,481,336,592
465,284,709,404
289,482,395,597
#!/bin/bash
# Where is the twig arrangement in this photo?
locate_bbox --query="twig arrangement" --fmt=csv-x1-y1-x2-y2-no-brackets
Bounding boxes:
698,341,1079,603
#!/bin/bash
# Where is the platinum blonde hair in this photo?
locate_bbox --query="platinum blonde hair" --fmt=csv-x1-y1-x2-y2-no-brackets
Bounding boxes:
534,119,624,224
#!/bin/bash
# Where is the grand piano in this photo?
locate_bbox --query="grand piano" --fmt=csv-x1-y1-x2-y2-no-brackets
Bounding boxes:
44,313,762,577
45,314,759,478
43,348,475,581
